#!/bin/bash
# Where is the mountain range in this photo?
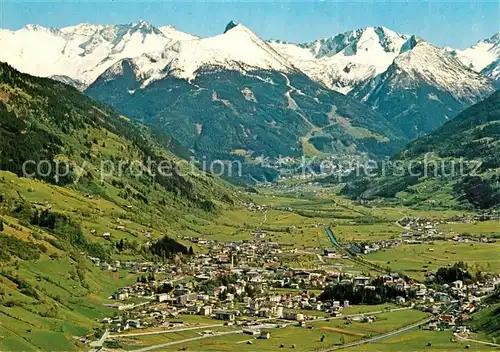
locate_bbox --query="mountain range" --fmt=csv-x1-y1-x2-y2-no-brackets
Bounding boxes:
349,36,495,138
0,20,499,350
2,21,497,91
1,20,498,172
82,22,412,180
0,21,196,87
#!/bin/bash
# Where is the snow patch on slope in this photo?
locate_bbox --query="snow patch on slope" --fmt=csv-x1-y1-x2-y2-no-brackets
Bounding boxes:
481,59,500,82
159,25,199,41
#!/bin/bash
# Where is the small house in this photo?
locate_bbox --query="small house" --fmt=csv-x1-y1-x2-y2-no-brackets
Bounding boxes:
259,331,271,340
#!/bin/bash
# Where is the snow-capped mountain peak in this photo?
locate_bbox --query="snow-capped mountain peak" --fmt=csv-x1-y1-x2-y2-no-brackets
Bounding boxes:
362,38,494,103
299,26,409,59
159,25,199,41
60,23,105,36
269,26,410,93
344,26,409,55
22,24,62,34
126,20,164,35
1,20,498,92
2,19,297,88
348,37,496,139
0,20,198,88
112,21,296,86
484,32,500,45
448,32,500,73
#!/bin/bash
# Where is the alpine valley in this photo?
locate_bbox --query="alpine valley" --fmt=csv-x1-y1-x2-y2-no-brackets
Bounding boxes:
340,90,500,209
1,13,500,352
1,20,498,181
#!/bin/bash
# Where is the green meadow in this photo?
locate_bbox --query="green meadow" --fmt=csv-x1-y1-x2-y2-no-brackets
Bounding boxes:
438,221,500,238
0,171,498,351
365,241,500,280
352,330,496,352
157,309,429,352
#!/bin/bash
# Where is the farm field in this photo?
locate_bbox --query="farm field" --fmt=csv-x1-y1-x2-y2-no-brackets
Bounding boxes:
364,241,500,280
189,188,499,277
351,330,497,351
191,188,485,251
107,326,239,350
191,208,332,250
340,304,396,315
438,221,500,238
332,223,404,241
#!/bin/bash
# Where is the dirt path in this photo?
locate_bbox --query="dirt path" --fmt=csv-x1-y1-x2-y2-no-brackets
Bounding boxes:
320,326,365,337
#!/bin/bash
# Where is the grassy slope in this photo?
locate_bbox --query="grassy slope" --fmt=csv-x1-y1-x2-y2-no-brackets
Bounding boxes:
469,302,500,342
339,90,500,210
157,309,429,352
0,61,241,250
0,62,240,350
0,213,138,351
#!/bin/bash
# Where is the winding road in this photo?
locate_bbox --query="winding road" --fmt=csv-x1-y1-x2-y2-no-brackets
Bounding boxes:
110,324,224,338
453,333,500,348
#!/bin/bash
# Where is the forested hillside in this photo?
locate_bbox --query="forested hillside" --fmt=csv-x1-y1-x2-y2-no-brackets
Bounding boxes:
339,91,500,210
86,61,408,183
0,63,238,350
399,90,500,167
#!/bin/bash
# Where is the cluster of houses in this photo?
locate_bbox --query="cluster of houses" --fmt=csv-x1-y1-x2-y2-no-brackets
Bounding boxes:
244,202,267,212
103,259,453,333
87,256,124,272
104,241,499,311
398,216,447,234
399,216,499,244
421,275,500,335
343,215,499,256
103,286,341,332
345,239,415,255
101,270,498,334
87,255,184,275
425,299,483,334
181,237,289,267
87,214,499,340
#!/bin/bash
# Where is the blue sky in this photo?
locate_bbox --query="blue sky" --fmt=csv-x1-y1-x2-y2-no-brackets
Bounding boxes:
1,1,498,48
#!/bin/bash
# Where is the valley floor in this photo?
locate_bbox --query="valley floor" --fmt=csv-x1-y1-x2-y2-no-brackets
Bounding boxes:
1,179,499,351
